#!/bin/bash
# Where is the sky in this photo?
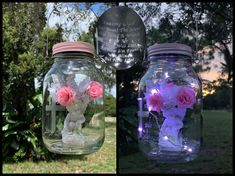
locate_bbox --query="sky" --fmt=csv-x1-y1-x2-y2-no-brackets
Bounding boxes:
46,3,97,41
199,53,224,82
44,2,230,87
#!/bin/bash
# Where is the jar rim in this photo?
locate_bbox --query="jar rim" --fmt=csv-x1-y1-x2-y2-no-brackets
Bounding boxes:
52,41,95,56
147,43,192,60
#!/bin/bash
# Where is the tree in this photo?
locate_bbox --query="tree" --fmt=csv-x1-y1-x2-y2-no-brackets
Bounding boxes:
3,2,47,118
123,3,161,30
2,2,64,161
203,80,232,110
50,3,111,40
178,2,233,84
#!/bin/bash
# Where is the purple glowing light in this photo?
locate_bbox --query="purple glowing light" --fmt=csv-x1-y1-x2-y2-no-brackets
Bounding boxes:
163,136,168,140
165,72,169,78
151,89,159,94
190,83,196,87
138,127,143,132
188,148,192,152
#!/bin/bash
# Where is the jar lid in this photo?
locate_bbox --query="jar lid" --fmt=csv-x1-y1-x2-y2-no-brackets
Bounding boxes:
52,41,95,56
147,43,192,60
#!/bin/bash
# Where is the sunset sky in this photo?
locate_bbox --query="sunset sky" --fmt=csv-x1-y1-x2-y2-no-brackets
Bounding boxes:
199,58,222,82
198,49,230,82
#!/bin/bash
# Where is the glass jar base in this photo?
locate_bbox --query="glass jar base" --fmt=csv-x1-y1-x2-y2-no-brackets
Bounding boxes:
139,140,200,163
43,137,104,155
145,150,199,163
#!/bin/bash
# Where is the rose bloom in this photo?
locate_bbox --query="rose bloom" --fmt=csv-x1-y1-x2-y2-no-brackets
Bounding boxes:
86,81,103,100
148,93,164,112
176,87,196,108
56,86,76,106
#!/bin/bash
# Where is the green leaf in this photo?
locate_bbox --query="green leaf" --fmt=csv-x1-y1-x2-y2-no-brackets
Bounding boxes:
2,124,10,131
13,147,27,161
10,140,20,150
25,131,38,150
4,130,17,137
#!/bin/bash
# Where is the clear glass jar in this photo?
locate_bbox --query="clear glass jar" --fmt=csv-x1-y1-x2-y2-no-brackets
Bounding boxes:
42,42,105,155
137,43,203,163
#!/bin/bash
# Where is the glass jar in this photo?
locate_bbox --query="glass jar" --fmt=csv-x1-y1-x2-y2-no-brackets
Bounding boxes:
42,41,105,155
137,43,203,163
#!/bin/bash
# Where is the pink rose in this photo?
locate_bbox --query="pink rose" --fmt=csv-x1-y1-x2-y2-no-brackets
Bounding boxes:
176,87,196,108
86,81,103,100
148,93,164,112
56,86,76,106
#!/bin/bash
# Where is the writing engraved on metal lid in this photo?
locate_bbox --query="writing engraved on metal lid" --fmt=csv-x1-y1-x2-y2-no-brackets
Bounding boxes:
95,6,146,70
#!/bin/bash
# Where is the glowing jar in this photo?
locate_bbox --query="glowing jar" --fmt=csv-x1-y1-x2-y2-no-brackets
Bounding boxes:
138,43,203,163
42,41,105,155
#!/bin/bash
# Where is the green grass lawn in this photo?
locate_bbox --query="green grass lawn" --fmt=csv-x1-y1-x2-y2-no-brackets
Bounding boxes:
119,110,233,174
3,118,116,174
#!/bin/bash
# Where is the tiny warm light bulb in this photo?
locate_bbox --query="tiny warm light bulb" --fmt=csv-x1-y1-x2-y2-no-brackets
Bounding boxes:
165,72,169,78
138,127,143,132
114,63,120,67
126,60,131,64
190,83,196,87
188,148,192,152
163,136,168,140
151,89,158,94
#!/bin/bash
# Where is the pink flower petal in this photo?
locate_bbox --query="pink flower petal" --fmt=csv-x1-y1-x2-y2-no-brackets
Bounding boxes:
86,81,103,100
56,86,76,106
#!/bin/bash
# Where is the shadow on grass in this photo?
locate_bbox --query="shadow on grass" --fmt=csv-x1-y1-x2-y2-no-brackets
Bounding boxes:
48,154,88,163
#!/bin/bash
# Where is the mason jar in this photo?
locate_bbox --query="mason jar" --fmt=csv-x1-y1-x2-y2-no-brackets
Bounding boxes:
42,41,105,155
137,43,203,163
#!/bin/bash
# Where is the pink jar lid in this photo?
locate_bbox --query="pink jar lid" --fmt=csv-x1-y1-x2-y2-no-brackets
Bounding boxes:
52,41,95,56
148,43,192,60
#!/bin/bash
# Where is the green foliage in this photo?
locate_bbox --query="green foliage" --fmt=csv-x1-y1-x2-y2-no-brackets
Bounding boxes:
119,106,139,155
83,95,116,124
104,95,116,117
83,103,104,126
3,91,51,162
203,84,232,110
2,3,63,162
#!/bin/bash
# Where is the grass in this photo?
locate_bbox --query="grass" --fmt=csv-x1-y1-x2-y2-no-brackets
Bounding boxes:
119,110,233,174
3,118,116,174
